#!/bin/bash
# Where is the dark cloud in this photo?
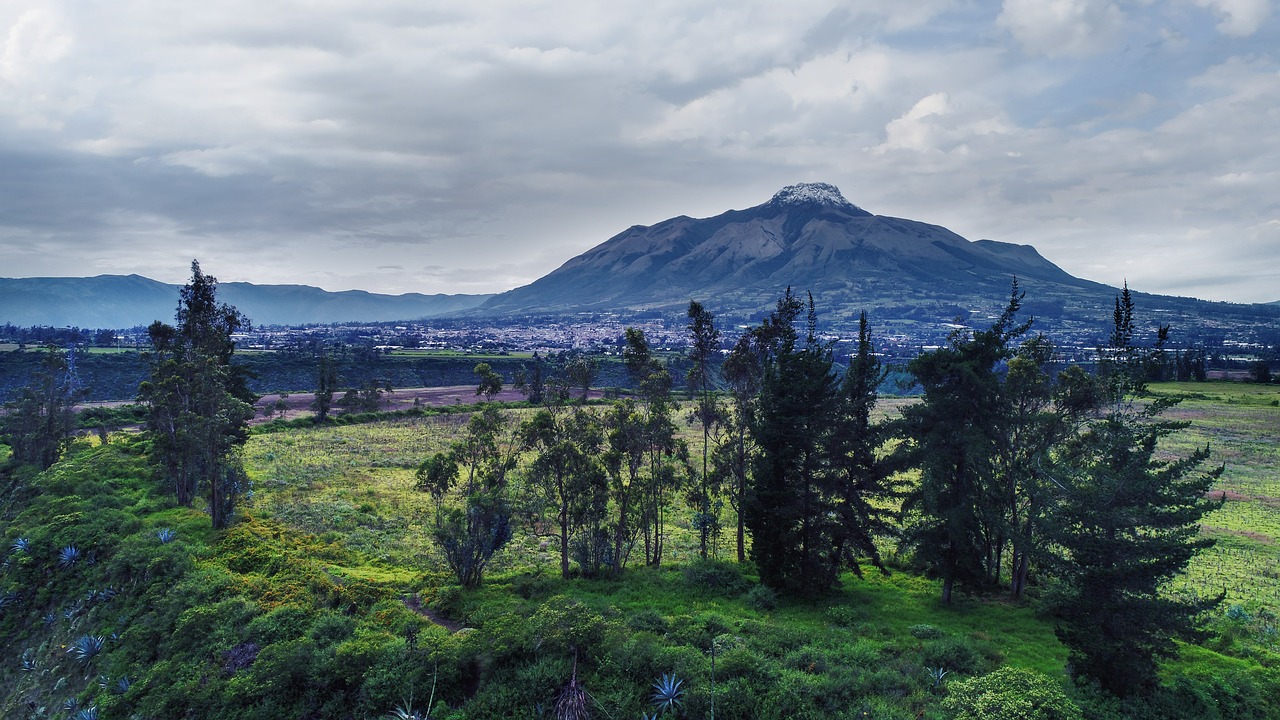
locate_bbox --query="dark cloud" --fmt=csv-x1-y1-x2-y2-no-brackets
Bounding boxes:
0,0,1276,301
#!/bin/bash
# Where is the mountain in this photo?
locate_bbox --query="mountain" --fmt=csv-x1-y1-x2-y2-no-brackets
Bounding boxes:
0,275,492,328
476,183,1278,341
480,182,1100,315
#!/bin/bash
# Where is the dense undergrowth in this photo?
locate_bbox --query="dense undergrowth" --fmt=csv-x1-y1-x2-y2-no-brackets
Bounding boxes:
4,394,1280,718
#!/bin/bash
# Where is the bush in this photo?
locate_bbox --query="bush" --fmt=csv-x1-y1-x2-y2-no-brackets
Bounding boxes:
682,559,750,596
909,623,945,639
919,636,988,676
743,585,778,611
943,667,1082,720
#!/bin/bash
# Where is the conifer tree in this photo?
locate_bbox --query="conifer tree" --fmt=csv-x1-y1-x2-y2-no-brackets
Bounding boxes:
1046,293,1223,696
898,282,1030,602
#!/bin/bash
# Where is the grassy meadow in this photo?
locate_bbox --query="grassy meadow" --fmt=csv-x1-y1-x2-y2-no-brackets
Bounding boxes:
3,382,1280,718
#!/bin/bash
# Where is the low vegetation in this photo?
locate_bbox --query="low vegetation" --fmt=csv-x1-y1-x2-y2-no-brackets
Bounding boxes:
2,268,1279,718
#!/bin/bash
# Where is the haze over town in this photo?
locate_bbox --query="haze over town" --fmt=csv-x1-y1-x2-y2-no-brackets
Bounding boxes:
2,1,1278,303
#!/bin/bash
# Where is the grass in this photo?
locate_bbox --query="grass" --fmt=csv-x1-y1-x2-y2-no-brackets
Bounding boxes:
1147,382,1280,612
4,381,1280,718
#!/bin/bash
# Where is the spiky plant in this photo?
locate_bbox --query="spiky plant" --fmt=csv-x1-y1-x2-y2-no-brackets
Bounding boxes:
114,676,132,694
650,673,684,717
68,635,105,665
156,528,178,544
10,537,31,553
58,545,81,568
75,706,99,720
554,658,591,720
20,649,38,672
62,697,79,712
926,666,949,688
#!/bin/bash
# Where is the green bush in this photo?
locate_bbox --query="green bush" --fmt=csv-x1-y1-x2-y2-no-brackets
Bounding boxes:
909,623,945,639
743,584,778,611
942,667,1082,720
682,559,750,596
919,636,990,676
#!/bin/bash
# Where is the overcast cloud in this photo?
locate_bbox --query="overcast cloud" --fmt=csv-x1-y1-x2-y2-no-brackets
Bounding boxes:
1,0,1277,303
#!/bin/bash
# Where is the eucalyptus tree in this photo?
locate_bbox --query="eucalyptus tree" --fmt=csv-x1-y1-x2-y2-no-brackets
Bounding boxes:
1,347,82,470
686,300,723,558
138,261,254,529
429,405,520,588
522,406,608,578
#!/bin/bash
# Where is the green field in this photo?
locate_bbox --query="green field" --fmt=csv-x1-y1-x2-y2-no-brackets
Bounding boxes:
5,382,1280,718
1147,383,1280,612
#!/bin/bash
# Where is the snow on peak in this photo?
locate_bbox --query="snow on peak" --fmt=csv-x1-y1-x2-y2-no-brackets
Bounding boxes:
769,182,862,211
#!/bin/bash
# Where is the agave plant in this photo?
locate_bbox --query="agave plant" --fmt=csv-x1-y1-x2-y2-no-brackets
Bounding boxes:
44,612,58,625
926,666,949,688
10,537,31,554
0,590,19,609
114,676,132,694
62,697,79,712
20,649,38,672
155,528,178,544
58,545,81,568
650,673,684,716
68,635,105,665
75,705,99,720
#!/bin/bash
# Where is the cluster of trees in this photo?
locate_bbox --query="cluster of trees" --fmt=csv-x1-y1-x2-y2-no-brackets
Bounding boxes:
411,282,1223,697
0,265,1228,700
136,262,256,529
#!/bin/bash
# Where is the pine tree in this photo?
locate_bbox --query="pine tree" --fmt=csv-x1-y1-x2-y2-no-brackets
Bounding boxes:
1046,294,1224,696
747,290,841,595
898,282,1030,602
827,312,897,576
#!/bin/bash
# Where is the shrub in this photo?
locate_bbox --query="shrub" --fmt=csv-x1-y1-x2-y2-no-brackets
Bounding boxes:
682,559,750,596
628,608,669,635
943,667,1082,720
909,623,944,639
743,585,778,611
918,636,988,676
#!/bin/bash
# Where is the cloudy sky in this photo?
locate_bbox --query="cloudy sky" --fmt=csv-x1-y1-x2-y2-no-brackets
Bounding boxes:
2,1,1277,303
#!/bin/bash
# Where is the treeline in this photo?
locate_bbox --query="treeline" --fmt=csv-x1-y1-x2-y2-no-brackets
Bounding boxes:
408,281,1223,698
0,265,1238,703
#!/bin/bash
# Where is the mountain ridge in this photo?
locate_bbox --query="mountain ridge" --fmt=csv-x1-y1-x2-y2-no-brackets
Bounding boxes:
0,274,492,328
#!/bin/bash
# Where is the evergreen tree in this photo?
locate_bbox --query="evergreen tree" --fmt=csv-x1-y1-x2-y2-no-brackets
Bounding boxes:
1046,296,1224,696
898,282,1030,602
431,405,518,588
312,352,337,422
1,347,82,469
522,407,608,578
746,290,841,595
827,312,897,576
686,300,722,558
717,331,763,563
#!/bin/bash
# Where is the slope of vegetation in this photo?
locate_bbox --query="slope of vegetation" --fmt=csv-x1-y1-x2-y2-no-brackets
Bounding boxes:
4,390,1280,719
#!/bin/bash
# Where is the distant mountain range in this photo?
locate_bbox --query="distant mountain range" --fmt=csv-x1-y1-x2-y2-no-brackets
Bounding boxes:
3,183,1277,343
0,275,492,328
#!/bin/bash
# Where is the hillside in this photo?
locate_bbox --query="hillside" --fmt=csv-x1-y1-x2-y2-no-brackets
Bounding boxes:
0,275,492,328
3,388,1279,718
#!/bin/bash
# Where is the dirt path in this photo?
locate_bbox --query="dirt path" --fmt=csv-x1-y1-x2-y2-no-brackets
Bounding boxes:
403,594,466,633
